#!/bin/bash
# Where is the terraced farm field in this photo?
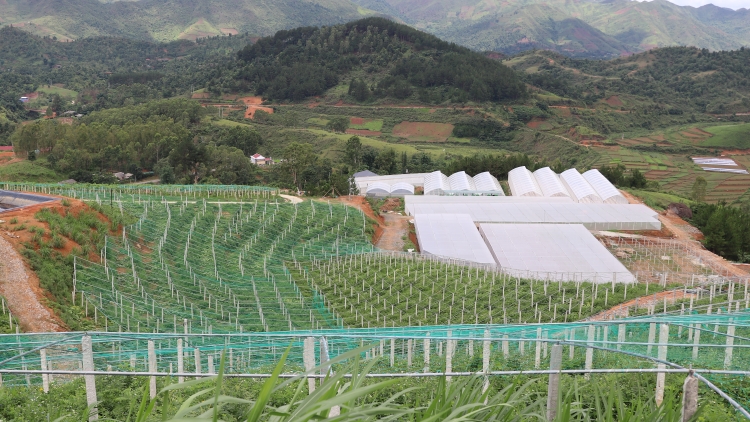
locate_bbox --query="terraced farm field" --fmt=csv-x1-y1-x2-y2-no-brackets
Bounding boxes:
74,197,375,333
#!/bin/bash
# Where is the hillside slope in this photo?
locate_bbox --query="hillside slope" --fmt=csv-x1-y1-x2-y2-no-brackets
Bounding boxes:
0,0,371,41
356,0,750,58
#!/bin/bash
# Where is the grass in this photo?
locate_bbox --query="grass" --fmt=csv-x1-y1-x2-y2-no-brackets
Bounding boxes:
36,85,79,98
626,189,692,211
701,123,750,149
0,158,64,183
350,119,384,131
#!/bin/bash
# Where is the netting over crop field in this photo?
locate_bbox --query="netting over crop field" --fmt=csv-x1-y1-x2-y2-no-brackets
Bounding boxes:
1,312,750,415
73,198,375,333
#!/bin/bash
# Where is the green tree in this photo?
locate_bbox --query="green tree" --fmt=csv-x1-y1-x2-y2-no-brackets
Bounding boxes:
691,176,707,202
374,148,397,174
326,117,349,133
345,135,362,168
283,142,315,193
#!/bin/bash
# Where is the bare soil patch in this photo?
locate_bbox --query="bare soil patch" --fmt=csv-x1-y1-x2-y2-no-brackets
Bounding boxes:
346,129,382,136
350,117,365,125
392,121,454,142
604,95,623,106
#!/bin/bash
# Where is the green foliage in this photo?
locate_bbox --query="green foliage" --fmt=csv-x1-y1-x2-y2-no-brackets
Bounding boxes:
598,164,652,189
326,116,349,133
235,18,525,103
690,203,750,263
691,176,707,202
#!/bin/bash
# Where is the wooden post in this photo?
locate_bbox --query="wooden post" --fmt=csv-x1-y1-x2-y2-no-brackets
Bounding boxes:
724,323,735,369
207,355,215,375
81,335,98,421
40,348,49,393
546,344,563,422
655,324,669,407
681,373,699,422
502,335,509,358
423,337,430,373
148,340,157,399
177,339,184,383
584,325,595,380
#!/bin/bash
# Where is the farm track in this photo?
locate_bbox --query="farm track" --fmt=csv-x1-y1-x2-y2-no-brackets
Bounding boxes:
0,233,65,332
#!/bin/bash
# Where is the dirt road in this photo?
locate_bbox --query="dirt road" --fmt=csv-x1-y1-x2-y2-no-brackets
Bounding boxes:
376,213,410,251
0,234,65,332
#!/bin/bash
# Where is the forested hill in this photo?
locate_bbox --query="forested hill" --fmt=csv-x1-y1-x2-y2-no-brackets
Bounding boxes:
0,0,369,42
509,47,750,114
0,27,250,123
223,18,526,103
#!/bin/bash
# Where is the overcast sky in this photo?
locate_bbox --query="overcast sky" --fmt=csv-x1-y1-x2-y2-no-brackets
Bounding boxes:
659,0,748,9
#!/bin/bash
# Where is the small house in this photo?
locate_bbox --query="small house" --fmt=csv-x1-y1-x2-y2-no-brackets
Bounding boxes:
251,153,271,165
20,97,29,103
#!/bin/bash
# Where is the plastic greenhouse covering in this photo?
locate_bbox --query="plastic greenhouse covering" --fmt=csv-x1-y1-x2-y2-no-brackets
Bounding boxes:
424,171,450,195
583,169,628,204
473,172,504,194
447,171,477,191
414,213,496,264
508,166,542,197
559,169,603,204
405,196,571,213
353,173,432,192
532,167,570,198
365,182,390,197
389,182,415,196
405,202,661,231
479,223,635,283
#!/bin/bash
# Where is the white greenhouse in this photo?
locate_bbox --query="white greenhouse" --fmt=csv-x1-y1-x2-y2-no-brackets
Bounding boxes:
473,172,505,194
508,166,542,197
414,214,496,264
559,169,603,204
583,169,628,204
479,223,635,283
365,182,391,197
389,182,415,196
533,167,570,198
424,171,450,195
447,171,477,192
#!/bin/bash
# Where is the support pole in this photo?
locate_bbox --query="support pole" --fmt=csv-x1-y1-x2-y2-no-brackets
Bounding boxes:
681,372,699,422
546,344,562,422
40,348,49,393
148,340,157,399
656,324,669,407
584,325,595,380
194,348,202,379
535,327,542,369
303,337,316,393
724,323,735,369
82,335,98,421
177,339,184,384
482,330,490,393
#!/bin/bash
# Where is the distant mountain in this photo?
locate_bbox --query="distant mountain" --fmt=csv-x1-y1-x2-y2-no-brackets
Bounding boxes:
0,0,371,42
351,0,750,58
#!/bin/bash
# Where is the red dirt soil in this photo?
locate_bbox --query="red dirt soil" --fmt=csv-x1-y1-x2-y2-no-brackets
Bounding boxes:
350,117,365,125
239,96,274,119
346,129,382,136
604,96,623,107
588,290,696,321
392,121,454,142
0,195,120,332
191,92,210,99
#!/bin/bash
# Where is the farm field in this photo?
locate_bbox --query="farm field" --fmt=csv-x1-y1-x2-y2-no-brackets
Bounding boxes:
702,123,750,149
75,196,374,333
392,121,455,142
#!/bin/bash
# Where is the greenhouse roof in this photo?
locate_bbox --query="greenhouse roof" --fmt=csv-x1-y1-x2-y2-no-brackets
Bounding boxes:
414,213,496,264
405,201,660,231
479,223,635,283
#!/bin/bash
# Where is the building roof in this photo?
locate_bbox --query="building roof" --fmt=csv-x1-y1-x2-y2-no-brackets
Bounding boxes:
352,170,378,178
415,213,496,265
251,153,265,159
